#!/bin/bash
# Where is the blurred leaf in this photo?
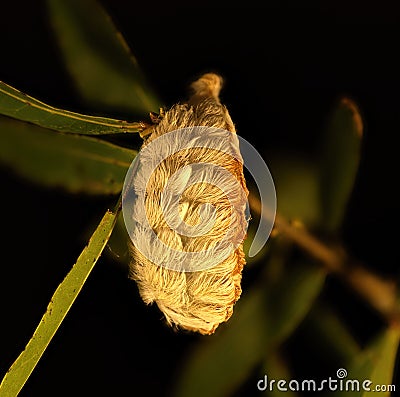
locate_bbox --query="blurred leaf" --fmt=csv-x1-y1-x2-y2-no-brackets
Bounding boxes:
260,352,299,397
268,154,320,228
265,262,326,343
0,204,120,396
319,98,363,233
243,222,270,265
0,116,136,194
174,287,269,397
46,0,162,114
361,328,400,397
0,81,141,135
305,304,361,364
106,211,130,266
173,262,325,397
335,327,400,397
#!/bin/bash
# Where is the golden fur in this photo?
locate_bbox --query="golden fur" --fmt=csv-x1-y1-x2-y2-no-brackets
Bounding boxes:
128,73,248,335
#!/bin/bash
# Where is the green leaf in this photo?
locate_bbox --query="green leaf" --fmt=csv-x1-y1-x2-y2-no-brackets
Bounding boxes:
268,154,321,228
46,0,162,114
243,222,270,265
362,328,400,397
173,262,326,397
336,327,400,397
173,287,269,397
106,212,130,266
0,204,120,396
265,262,326,343
260,352,299,397
0,80,142,135
319,97,363,232
304,304,361,364
0,116,136,194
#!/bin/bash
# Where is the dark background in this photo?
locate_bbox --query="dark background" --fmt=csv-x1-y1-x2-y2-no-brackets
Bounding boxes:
0,1,399,396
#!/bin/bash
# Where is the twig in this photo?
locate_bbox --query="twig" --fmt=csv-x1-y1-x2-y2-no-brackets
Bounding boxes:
248,193,400,327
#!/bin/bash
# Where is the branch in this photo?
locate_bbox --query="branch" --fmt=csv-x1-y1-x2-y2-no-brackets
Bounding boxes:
248,193,400,327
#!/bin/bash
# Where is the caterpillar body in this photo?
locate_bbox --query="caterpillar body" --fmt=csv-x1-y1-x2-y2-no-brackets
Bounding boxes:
126,73,249,335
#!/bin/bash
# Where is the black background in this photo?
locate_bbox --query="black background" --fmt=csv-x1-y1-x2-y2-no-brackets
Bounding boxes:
0,1,399,396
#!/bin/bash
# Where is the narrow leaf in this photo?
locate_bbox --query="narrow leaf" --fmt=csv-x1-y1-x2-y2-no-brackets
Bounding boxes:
268,153,321,228
265,262,326,343
336,327,400,397
305,304,361,364
46,0,162,114
260,352,299,397
319,97,363,232
173,262,325,397
0,81,141,135
106,212,130,266
362,328,399,397
0,116,136,194
0,204,120,396
174,286,269,397
243,222,270,265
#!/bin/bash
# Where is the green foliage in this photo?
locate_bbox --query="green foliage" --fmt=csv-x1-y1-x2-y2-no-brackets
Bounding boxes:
0,1,398,396
335,328,400,397
106,212,131,265
269,154,321,228
0,81,141,135
304,304,361,364
46,0,161,114
0,1,161,394
0,206,119,396
319,97,363,233
243,221,270,265
173,261,326,397
0,116,136,194
260,353,299,397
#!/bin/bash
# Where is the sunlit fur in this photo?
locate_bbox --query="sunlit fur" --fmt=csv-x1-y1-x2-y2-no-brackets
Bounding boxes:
128,73,249,335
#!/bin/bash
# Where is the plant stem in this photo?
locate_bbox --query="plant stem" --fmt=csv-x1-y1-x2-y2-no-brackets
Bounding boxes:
248,194,400,327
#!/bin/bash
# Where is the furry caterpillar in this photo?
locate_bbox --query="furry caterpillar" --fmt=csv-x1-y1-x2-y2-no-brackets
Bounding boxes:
126,73,249,335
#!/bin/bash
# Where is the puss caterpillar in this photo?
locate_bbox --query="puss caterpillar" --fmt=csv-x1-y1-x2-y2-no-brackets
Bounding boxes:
126,73,249,335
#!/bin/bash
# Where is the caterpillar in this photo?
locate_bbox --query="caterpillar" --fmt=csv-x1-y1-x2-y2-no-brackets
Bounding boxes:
125,73,249,335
